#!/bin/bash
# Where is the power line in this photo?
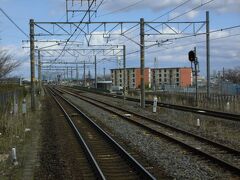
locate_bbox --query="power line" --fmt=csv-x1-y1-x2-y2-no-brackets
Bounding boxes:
99,0,145,17
126,25,240,56
72,0,105,42
107,0,191,44
146,33,240,55
117,0,214,45
167,0,214,22
53,0,96,62
150,24,240,47
0,8,29,38
46,0,106,68
152,0,192,22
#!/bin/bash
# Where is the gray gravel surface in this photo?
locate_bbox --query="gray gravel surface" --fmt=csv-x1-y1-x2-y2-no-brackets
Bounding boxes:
77,91,240,150
64,92,239,179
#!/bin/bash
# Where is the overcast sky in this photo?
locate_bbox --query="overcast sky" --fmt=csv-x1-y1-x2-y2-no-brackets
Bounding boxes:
0,0,240,79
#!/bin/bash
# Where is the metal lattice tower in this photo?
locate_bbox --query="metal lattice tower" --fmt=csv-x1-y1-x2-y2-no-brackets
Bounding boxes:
66,0,97,22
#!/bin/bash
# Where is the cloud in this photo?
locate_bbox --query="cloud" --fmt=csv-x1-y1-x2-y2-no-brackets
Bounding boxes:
101,0,240,18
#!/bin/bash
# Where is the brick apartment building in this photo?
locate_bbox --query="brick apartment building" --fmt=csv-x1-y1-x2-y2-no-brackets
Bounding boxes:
111,67,192,90
152,67,192,89
111,68,151,90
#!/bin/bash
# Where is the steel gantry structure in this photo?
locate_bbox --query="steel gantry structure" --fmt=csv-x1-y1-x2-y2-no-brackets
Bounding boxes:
36,45,125,91
28,0,210,110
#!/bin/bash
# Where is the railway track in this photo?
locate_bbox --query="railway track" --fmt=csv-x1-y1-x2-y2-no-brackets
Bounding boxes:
48,87,156,179
66,87,240,122
56,87,240,175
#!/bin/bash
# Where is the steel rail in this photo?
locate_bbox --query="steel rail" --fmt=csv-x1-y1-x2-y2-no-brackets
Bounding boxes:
68,87,240,122
49,87,156,179
57,87,240,175
48,88,106,179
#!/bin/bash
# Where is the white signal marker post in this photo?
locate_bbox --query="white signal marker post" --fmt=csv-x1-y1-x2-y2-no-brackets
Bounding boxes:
197,118,201,127
153,96,158,113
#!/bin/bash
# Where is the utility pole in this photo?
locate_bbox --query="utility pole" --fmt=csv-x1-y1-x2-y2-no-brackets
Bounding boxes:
154,57,157,92
66,0,69,22
30,19,35,110
123,45,126,103
71,67,73,80
140,18,145,108
38,50,42,94
206,11,210,98
95,55,97,88
194,47,199,106
76,63,79,80
103,68,106,81
67,67,69,81
84,60,86,87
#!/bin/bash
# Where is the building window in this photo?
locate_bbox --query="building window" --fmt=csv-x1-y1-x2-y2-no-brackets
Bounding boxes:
120,74,122,78
132,74,135,77
164,74,167,77
176,78,179,82
176,73,179,77
164,69,166,73
132,79,135,82
159,74,162,77
164,78,167,82
176,68,179,72
120,79,122,83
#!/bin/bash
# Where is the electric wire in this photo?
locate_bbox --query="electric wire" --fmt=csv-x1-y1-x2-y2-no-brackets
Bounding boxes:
0,8,29,38
99,0,145,17
151,0,192,22
52,0,96,63
46,0,105,57
126,25,240,56
149,25,240,47
145,33,240,55
116,0,214,45
45,0,106,69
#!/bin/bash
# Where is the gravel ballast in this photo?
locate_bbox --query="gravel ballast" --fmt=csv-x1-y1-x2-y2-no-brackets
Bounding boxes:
64,92,238,179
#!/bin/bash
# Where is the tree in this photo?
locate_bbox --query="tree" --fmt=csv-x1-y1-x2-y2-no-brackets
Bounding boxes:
224,66,240,84
0,50,21,79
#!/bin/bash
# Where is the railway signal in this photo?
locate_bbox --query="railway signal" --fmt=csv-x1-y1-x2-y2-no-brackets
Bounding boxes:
188,50,196,62
188,47,199,106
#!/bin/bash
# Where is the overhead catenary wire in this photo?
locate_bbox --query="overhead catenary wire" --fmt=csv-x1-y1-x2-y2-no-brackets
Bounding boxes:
151,0,192,22
53,0,96,62
126,25,240,56
0,8,29,38
45,0,105,65
99,0,145,17
115,0,214,45
105,0,192,44
149,24,240,47
42,0,211,64
145,32,240,55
